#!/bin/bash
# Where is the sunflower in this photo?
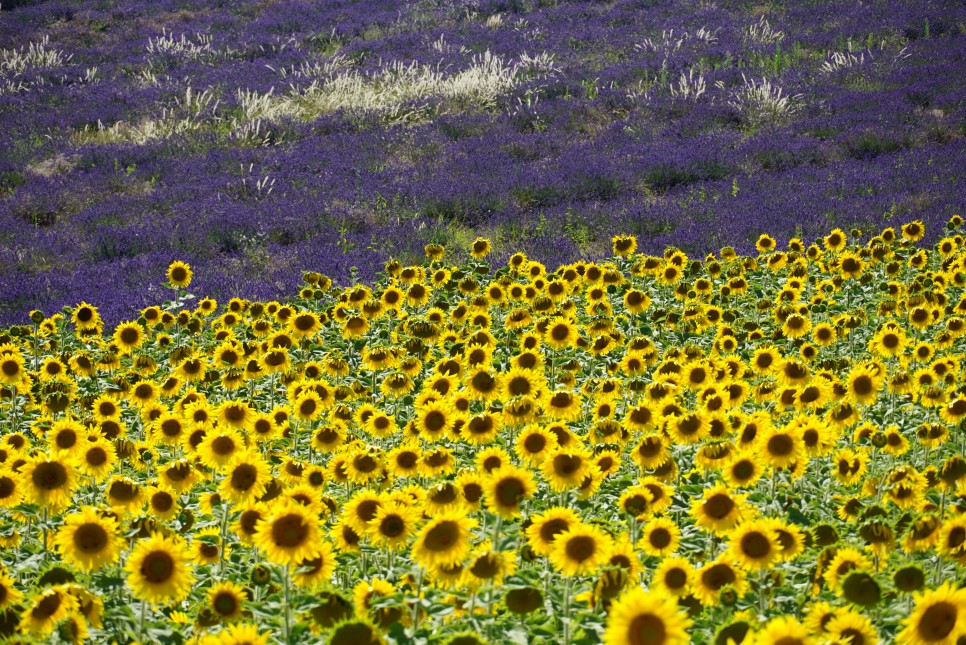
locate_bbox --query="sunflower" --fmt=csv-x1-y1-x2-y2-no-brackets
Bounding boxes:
112,321,146,355
191,526,227,566
146,486,179,521
0,468,22,509
845,363,884,406
254,501,324,566
691,484,747,535
167,261,193,288
159,458,201,494
20,586,79,636
414,399,455,441
205,622,270,645
71,302,102,332
525,506,580,557
54,506,122,572
220,451,271,504
151,411,186,447
544,389,583,422
0,350,26,387
721,450,763,488
603,586,692,645
411,512,476,570
638,517,681,558
205,581,248,622
47,417,86,455
758,423,803,471
832,448,869,486
782,313,812,339
897,582,966,645
292,540,338,590
544,318,579,350
869,324,907,357
823,547,873,591
366,501,420,551
666,412,709,445
293,391,324,423
726,519,781,571
38,355,68,383
461,411,500,445
125,533,194,605
23,455,75,513
902,220,926,241
542,446,595,492
549,523,614,577
386,442,422,478
648,556,693,599
218,400,254,432
469,237,492,259
619,486,655,519
198,428,245,470
483,464,535,519
631,433,670,470
755,616,813,645
694,557,746,606
0,567,21,612
466,544,517,588
289,311,321,340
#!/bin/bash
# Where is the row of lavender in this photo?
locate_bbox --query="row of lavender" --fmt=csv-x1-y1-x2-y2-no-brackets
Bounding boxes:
1,0,965,325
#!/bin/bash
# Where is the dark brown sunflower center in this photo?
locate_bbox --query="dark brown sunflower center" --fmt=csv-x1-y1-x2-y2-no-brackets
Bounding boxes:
470,554,500,579
380,515,405,538
649,528,671,549
767,435,794,457
664,568,687,589
74,523,108,553
919,602,956,640
396,452,418,469
141,551,175,583
852,376,873,396
32,462,67,490
429,485,457,505
495,478,525,507
213,591,239,616
272,514,309,548
702,563,736,590
424,521,459,552
231,464,258,491
704,494,735,519
0,476,15,498
553,454,581,476
33,593,62,619
564,535,597,563
732,460,755,480
353,455,378,473
628,614,667,645
741,532,771,559
152,492,174,512
212,436,236,455
424,411,446,432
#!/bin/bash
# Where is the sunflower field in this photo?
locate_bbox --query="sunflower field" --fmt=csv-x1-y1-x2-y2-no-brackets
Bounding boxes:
0,219,965,644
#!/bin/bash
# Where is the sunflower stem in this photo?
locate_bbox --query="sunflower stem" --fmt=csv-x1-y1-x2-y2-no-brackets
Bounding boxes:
283,564,292,645
562,575,573,645
218,503,229,576
138,599,147,644
492,514,503,551
757,569,767,615
41,507,48,563
411,566,424,632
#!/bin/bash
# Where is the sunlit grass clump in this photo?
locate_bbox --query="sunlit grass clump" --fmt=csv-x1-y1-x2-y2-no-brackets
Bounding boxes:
1,217,966,644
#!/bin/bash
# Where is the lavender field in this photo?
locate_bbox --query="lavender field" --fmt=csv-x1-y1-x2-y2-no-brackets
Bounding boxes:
1,0,964,324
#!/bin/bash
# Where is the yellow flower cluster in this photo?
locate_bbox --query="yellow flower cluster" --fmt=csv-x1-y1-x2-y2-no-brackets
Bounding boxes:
0,217,964,644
